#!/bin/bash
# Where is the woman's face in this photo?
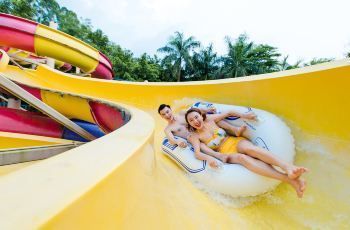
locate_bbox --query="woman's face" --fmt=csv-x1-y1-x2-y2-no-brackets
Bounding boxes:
187,111,204,130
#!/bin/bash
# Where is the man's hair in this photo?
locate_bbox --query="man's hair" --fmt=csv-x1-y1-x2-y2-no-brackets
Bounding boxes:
185,108,206,131
158,104,171,114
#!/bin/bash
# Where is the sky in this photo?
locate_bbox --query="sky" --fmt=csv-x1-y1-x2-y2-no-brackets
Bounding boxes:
57,0,350,63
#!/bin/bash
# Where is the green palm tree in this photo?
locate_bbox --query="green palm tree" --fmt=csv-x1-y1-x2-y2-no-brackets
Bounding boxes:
304,58,334,66
222,34,282,77
278,56,303,70
279,56,290,71
222,34,254,78
158,31,200,81
248,44,280,74
191,44,219,80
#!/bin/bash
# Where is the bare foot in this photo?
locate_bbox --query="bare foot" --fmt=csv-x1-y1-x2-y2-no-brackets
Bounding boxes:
289,178,307,198
234,125,247,137
286,165,309,179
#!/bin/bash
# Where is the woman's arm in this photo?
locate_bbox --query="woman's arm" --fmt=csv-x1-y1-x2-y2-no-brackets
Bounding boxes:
200,143,223,159
200,143,230,163
187,134,220,168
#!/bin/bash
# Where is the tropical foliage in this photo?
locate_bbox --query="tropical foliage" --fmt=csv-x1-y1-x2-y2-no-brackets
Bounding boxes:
0,0,343,82
157,31,200,82
219,34,281,78
189,44,219,80
303,58,334,66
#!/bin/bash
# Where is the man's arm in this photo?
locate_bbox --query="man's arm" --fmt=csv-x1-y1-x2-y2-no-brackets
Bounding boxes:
178,110,186,116
186,106,217,114
179,105,216,116
216,120,237,136
164,127,187,148
198,107,217,114
208,110,256,123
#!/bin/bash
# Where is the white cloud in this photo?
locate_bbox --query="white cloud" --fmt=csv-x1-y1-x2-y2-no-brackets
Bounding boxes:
58,0,350,62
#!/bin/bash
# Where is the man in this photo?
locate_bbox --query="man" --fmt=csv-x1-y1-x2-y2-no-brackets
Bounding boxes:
158,103,251,162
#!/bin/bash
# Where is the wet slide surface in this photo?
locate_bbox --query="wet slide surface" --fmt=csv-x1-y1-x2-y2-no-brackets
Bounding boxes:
1,11,350,229
0,59,349,228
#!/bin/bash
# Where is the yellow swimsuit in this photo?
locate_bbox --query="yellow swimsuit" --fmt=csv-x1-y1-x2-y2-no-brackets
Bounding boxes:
205,128,245,154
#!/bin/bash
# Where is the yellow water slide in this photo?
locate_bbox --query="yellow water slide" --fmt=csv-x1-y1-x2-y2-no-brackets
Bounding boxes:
0,55,349,228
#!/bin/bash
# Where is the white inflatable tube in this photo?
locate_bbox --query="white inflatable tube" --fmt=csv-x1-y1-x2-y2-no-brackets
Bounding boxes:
161,102,295,197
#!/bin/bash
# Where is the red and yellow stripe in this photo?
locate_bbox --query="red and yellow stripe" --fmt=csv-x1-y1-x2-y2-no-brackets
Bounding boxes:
0,13,113,79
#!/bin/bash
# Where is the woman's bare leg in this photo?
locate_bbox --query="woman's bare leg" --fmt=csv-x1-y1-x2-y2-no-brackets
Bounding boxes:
237,140,308,179
228,153,306,198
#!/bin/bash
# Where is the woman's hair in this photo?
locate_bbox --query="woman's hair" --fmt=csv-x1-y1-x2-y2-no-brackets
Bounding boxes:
185,108,206,131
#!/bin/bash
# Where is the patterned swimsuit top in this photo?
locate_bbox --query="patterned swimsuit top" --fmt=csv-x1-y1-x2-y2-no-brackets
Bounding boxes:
205,128,227,149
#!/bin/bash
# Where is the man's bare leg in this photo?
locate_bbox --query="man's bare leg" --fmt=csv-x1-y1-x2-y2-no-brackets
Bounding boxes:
217,120,246,137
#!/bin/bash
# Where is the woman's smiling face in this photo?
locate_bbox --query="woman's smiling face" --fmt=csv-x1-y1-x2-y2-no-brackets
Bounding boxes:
186,111,204,130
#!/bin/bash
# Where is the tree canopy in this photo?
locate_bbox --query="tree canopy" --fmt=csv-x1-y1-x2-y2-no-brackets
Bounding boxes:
1,0,343,82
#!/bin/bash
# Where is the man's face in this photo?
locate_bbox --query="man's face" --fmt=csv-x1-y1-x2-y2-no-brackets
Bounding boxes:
159,107,174,121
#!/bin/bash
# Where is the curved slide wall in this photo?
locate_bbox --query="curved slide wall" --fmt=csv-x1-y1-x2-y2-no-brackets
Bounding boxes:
0,46,73,72
18,82,124,134
0,12,123,136
0,78,124,137
0,59,349,228
0,108,105,141
0,13,112,79
0,11,350,230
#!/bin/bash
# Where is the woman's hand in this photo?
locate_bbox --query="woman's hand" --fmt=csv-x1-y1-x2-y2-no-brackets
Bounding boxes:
208,158,220,168
216,153,229,163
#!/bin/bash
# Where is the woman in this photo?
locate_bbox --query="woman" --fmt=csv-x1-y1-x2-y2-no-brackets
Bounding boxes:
185,108,308,198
